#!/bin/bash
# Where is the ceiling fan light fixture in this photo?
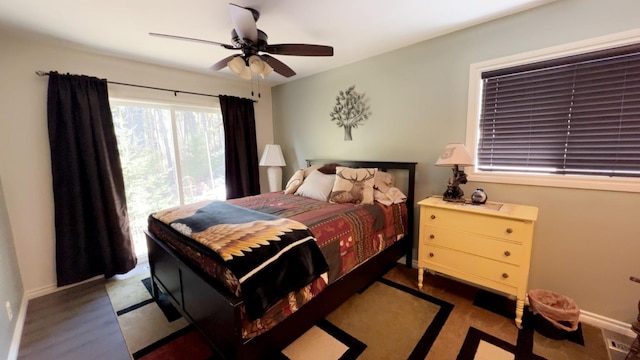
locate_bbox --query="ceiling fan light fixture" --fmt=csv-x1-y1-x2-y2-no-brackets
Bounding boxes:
228,56,246,75
260,62,273,79
239,65,252,80
248,55,265,74
151,4,333,80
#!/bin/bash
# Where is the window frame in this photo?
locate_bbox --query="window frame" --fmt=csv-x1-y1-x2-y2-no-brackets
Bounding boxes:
465,29,640,193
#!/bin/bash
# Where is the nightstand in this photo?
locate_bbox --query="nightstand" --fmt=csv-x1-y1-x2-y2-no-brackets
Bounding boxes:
417,196,538,328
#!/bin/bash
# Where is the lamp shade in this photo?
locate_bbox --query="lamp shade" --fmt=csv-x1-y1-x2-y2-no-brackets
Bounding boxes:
248,55,265,74
260,62,273,79
228,56,252,80
259,144,286,167
435,143,474,166
228,56,246,75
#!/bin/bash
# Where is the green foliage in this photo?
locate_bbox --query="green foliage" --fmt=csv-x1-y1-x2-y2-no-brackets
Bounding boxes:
112,106,176,223
111,104,226,253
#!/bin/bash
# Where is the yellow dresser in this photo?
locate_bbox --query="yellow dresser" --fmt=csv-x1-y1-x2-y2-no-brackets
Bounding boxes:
417,196,538,328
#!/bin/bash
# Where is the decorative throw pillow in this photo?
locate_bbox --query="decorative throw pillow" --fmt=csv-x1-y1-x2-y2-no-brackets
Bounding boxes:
374,171,395,194
294,170,336,201
284,169,305,194
317,163,342,175
303,164,322,178
375,186,407,206
329,167,377,205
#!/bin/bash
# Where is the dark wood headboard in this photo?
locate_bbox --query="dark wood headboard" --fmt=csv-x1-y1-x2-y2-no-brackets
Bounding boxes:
306,159,418,266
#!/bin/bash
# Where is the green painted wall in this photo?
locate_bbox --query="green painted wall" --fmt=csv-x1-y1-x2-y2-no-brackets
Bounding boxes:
0,176,23,359
273,0,640,323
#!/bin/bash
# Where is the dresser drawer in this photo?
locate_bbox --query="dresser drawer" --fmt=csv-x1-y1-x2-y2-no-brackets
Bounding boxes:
421,245,520,288
421,226,522,265
421,207,526,242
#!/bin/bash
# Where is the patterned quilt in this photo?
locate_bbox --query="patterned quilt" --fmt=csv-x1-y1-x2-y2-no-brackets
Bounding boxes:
151,200,329,320
230,192,407,283
147,192,407,338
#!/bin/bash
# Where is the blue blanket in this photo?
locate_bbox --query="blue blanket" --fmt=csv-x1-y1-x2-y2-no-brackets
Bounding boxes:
155,201,329,320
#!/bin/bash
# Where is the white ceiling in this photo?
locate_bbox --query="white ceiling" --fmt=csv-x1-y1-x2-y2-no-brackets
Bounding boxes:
0,0,552,86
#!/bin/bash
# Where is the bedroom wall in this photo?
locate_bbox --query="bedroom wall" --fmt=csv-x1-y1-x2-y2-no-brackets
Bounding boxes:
272,0,640,325
0,27,275,296
0,177,23,360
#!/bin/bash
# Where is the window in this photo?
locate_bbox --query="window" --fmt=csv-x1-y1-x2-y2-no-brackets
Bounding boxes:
467,30,640,193
111,100,225,255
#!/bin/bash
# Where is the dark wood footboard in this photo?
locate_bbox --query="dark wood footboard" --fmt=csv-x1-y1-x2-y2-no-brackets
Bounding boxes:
146,229,408,359
146,230,244,358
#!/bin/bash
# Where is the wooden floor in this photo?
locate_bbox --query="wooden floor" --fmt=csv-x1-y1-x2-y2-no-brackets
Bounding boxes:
18,279,130,360
16,263,619,360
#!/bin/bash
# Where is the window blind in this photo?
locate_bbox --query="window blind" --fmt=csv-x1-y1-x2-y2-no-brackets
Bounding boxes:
478,43,640,178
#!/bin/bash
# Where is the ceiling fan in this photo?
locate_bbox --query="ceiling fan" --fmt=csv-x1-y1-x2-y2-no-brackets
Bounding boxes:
149,3,334,79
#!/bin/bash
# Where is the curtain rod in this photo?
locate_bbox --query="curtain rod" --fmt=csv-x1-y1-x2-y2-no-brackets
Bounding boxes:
36,70,257,102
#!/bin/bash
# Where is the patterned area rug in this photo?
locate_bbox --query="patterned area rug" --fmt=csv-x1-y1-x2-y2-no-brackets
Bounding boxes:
458,289,587,360
104,273,208,359
105,273,452,359
458,326,545,360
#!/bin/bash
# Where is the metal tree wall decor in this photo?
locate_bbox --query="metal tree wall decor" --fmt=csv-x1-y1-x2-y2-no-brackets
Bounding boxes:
330,85,371,141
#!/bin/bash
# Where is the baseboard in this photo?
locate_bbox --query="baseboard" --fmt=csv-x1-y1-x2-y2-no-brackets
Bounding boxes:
24,274,104,300
24,256,148,300
580,310,636,338
7,293,28,360
412,260,635,338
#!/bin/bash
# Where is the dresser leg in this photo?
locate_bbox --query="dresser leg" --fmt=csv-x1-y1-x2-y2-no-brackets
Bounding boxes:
418,267,424,289
515,298,524,329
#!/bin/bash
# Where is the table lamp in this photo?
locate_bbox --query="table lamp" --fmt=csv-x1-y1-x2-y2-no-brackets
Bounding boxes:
259,144,286,192
435,143,474,202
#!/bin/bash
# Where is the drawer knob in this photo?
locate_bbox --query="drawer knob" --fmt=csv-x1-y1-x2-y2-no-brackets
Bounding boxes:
502,273,509,279
429,252,434,258
429,234,435,240
506,228,513,234
430,214,436,220
504,250,511,257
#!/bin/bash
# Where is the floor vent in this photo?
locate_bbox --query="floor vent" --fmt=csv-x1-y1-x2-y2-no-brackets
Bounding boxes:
602,328,634,360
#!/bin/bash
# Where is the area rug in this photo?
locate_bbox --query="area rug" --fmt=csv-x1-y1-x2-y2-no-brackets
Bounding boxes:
105,273,453,359
104,273,202,359
283,278,453,360
457,327,545,360
457,289,588,360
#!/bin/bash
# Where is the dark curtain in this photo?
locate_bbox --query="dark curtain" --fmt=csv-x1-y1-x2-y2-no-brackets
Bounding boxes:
219,95,260,199
47,72,137,286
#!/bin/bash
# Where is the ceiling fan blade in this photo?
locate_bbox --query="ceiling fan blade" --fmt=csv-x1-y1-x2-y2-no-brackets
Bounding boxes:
149,32,237,49
229,3,258,43
260,55,296,78
208,54,240,71
264,44,334,56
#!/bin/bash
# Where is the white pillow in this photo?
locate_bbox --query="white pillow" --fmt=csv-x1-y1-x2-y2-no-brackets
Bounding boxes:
294,170,336,201
284,169,305,194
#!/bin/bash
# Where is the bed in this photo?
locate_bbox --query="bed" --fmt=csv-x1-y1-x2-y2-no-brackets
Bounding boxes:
145,159,417,359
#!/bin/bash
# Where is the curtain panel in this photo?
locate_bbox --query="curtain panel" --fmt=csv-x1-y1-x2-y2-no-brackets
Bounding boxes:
220,95,260,199
47,72,137,286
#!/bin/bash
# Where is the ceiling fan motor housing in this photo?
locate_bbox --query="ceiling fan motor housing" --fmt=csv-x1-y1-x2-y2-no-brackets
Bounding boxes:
231,29,268,51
